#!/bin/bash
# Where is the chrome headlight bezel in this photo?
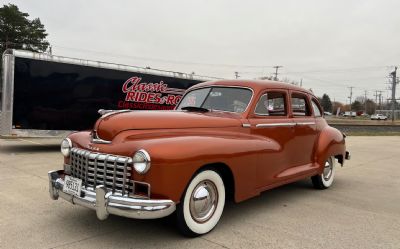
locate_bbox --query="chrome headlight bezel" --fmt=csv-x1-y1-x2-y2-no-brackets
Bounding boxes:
61,138,72,157
132,149,151,174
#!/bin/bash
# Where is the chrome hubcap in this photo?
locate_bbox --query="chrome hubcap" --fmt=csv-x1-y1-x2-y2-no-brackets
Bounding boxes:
189,180,218,223
323,159,333,180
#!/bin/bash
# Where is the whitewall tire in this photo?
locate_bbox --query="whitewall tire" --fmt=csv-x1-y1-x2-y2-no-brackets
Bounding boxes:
176,170,225,237
311,156,336,189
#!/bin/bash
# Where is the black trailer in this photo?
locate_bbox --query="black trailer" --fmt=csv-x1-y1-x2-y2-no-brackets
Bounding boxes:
0,50,212,137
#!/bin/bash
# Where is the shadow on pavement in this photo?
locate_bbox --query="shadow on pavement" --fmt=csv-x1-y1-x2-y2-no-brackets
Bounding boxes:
50,179,318,245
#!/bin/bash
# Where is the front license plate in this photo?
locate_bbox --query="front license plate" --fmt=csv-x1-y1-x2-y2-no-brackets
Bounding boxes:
63,175,82,197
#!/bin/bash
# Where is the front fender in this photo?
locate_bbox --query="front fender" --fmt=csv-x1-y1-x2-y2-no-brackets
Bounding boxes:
315,126,346,173
119,130,279,203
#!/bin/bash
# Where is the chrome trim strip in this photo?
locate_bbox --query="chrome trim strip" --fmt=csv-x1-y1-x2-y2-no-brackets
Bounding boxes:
295,122,316,126
256,123,295,128
48,170,176,220
242,123,251,128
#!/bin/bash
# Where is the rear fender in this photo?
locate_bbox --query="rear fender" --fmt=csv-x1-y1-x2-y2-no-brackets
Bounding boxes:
315,126,346,173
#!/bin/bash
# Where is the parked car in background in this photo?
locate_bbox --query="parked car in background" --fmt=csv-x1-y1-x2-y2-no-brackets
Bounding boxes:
343,111,356,117
371,114,388,120
48,80,350,237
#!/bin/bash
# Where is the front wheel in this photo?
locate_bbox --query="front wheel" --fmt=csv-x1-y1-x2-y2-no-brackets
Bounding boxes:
176,170,225,237
311,156,336,189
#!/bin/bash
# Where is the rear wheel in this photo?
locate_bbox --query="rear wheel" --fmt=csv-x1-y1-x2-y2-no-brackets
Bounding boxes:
176,170,225,237
311,157,335,189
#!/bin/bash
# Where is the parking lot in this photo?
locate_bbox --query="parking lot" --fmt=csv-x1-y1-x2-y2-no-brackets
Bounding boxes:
0,136,399,249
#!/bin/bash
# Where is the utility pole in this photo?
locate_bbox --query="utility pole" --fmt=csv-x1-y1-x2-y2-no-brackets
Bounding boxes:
364,90,368,114
348,86,354,113
378,90,383,110
390,67,398,122
273,66,283,81
234,71,240,79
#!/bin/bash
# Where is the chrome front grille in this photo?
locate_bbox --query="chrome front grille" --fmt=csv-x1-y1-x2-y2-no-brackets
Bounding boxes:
69,147,133,195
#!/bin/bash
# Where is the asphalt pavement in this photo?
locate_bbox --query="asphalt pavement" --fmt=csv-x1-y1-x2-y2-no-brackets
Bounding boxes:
0,136,399,249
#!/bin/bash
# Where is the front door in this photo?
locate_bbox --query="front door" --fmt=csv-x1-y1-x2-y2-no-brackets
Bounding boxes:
248,90,296,188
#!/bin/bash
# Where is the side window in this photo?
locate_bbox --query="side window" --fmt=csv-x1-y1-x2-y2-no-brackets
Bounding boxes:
311,99,322,117
255,92,286,116
291,93,311,116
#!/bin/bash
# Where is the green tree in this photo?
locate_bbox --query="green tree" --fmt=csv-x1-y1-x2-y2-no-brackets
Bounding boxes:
0,4,50,56
320,93,332,112
351,100,363,112
365,99,376,115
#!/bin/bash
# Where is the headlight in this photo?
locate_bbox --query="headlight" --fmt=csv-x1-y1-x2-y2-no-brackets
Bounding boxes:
132,149,151,174
61,138,72,157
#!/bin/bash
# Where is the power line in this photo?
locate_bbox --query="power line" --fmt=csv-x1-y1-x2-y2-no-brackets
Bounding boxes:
1,41,277,69
285,66,388,74
53,44,279,69
2,41,395,80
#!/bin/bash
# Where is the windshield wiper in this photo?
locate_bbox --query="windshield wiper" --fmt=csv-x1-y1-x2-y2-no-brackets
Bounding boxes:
181,106,209,112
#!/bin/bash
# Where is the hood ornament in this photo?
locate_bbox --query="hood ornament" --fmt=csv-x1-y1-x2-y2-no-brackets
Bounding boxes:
98,109,131,118
91,130,111,144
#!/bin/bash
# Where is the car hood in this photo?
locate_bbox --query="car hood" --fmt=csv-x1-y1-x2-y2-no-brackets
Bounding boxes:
95,110,242,141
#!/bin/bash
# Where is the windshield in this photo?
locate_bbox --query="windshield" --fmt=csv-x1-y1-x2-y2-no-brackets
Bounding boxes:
176,87,253,113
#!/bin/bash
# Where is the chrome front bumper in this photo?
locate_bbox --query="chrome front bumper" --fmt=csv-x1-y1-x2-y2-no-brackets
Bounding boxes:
48,170,176,220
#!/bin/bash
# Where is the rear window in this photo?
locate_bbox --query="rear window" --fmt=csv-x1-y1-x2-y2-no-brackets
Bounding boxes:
291,93,311,116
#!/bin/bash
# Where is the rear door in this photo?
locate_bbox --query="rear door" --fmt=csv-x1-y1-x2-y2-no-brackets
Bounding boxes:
289,91,318,166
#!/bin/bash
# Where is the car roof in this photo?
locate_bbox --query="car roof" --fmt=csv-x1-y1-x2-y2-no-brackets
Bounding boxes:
191,79,315,96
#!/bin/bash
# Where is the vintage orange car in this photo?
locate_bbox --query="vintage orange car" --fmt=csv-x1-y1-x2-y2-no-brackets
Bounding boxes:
49,80,350,236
